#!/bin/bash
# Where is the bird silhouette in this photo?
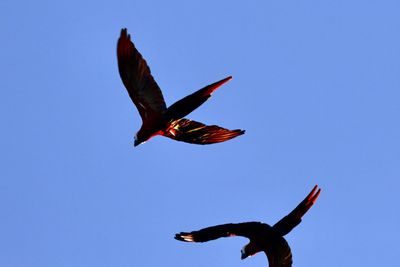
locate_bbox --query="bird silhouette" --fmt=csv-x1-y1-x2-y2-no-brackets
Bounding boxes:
117,28,245,146
175,185,321,267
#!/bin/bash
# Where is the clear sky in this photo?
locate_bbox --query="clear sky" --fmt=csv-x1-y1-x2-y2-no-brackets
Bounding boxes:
1,1,399,266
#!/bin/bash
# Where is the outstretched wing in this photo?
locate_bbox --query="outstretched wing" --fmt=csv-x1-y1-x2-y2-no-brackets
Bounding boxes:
117,28,167,121
273,185,321,236
175,222,263,242
264,237,293,267
163,119,245,145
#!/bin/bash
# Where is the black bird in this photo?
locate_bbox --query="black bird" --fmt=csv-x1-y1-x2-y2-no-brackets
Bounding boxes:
175,185,321,267
117,28,245,146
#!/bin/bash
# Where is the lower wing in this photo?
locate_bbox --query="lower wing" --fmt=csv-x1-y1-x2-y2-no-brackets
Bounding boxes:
175,222,262,242
163,118,245,145
265,236,293,267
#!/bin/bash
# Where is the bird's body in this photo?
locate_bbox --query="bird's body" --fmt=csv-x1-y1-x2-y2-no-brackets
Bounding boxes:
117,28,245,146
175,185,321,267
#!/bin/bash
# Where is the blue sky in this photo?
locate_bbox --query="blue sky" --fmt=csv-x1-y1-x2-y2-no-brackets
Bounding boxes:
1,1,399,266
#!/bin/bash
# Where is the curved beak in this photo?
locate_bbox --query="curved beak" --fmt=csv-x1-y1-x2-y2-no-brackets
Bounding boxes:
134,139,140,147
241,253,248,260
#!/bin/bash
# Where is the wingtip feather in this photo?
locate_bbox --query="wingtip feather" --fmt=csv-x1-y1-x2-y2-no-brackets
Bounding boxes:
119,28,130,40
175,233,194,242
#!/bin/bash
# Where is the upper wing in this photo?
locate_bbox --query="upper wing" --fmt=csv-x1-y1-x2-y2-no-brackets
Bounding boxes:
264,237,293,267
117,28,167,121
175,222,263,242
273,185,321,236
163,118,245,145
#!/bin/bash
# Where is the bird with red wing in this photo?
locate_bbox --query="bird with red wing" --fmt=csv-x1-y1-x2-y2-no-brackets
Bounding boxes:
117,28,245,147
175,185,321,267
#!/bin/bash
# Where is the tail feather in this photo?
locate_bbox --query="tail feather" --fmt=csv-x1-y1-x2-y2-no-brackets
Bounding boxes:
201,76,232,96
272,185,321,236
165,76,233,121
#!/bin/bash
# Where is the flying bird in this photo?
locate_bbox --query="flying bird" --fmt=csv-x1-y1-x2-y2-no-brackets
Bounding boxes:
117,28,245,146
175,185,321,267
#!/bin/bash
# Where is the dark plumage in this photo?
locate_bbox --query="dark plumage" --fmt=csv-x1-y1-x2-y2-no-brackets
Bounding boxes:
117,28,245,146
175,185,321,267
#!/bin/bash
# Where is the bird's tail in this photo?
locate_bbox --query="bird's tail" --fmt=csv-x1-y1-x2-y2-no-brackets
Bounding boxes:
164,76,232,121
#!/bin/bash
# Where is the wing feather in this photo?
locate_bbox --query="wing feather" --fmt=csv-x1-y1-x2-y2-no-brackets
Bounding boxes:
117,28,167,121
175,222,263,242
264,237,293,267
163,119,245,145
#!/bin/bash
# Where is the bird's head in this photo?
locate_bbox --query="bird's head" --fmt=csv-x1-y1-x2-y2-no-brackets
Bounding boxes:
241,246,249,260
133,133,146,147
241,242,259,260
